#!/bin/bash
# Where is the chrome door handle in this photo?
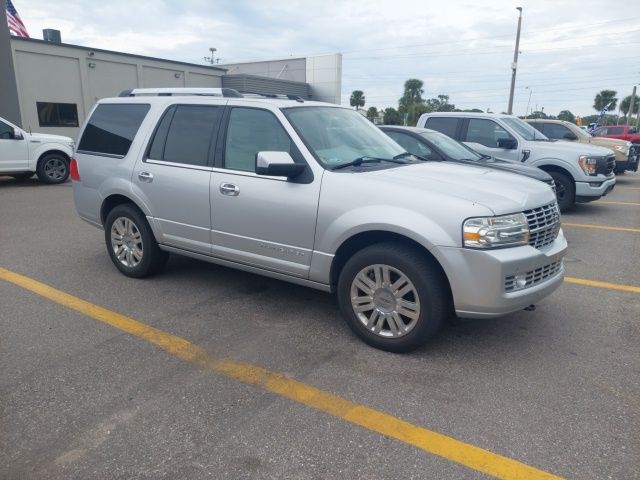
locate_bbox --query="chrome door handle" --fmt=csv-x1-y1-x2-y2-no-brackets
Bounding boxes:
219,183,240,196
138,171,154,183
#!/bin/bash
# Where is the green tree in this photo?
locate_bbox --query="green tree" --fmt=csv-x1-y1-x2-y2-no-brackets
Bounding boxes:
383,107,401,125
366,106,379,122
426,94,455,112
593,90,618,112
557,110,575,123
528,110,548,119
620,95,639,116
350,90,365,111
398,79,426,125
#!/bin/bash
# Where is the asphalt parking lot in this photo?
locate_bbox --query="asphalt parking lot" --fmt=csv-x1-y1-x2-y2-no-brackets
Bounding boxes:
1,173,638,480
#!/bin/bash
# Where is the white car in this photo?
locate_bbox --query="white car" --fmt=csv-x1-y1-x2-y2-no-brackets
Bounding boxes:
0,115,74,184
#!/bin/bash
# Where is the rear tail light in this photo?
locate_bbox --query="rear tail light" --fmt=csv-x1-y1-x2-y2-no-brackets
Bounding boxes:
69,157,80,181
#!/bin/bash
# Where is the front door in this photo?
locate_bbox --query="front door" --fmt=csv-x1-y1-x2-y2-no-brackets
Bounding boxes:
210,106,320,278
0,119,29,171
461,118,520,162
134,104,223,254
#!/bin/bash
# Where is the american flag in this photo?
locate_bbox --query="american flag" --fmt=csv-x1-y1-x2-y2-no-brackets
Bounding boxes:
6,0,29,38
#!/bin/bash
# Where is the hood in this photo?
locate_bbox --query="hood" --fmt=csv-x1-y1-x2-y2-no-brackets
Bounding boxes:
541,139,612,157
448,157,552,182
364,161,555,215
586,136,629,150
28,132,74,144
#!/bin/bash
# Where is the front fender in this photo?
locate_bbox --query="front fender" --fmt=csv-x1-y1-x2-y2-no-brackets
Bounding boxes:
30,143,73,170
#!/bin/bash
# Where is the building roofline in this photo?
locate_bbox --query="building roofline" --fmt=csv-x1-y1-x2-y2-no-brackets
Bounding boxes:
9,36,227,72
223,73,309,87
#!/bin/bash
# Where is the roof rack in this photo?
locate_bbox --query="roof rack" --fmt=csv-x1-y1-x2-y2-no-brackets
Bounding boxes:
238,91,305,103
119,88,244,98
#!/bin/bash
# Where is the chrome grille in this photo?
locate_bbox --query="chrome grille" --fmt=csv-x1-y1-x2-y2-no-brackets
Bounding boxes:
524,201,561,249
504,260,563,292
596,155,615,175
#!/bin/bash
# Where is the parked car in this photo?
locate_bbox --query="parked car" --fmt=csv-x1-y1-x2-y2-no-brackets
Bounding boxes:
0,115,74,183
526,119,638,173
591,124,640,144
417,112,616,212
72,88,567,352
380,125,556,191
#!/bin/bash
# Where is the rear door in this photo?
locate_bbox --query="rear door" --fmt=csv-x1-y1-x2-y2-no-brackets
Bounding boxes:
0,119,29,171
209,105,320,278
460,118,520,161
134,103,223,254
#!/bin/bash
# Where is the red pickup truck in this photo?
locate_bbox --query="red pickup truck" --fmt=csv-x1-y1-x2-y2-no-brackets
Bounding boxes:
592,125,640,143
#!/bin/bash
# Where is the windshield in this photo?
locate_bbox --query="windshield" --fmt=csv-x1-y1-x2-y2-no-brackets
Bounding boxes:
502,116,549,141
283,107,406,168
421,130,482,161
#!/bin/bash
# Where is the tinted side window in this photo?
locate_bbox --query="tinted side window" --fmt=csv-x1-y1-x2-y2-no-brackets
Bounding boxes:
464,119,515,148
424,117,459,138
148,105,221,166
78,104,150,157
530,122,544,134
224,108,292,172
542,123,571,140
0,120,13,139
385,131,434,157
607,126,623,135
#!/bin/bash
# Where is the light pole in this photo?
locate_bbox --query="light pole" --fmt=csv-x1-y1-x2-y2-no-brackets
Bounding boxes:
525,86,532,118
507,7,523,115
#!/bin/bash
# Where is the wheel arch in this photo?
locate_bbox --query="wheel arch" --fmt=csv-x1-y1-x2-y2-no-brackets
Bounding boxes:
37,149,70,166
329,230,453,307
100,194,147,227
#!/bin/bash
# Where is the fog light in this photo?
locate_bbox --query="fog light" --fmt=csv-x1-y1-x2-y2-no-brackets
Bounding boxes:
514,274,528,290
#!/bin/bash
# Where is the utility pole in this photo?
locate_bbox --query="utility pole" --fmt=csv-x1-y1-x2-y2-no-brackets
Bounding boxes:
628,85,636,126
507,7,523,115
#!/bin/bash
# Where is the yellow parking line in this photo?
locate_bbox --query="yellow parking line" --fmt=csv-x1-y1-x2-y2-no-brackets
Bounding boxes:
597,201,640,206
562,223,640,233
0,266,563,480
565,277,640,294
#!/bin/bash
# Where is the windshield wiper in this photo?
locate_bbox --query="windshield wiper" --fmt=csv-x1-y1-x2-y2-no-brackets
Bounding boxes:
331,156,408,170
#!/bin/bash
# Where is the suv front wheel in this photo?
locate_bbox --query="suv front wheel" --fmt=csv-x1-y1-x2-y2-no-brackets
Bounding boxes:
104,204,168,278
36,153,69,184
548,171,575,212
337,242,448,353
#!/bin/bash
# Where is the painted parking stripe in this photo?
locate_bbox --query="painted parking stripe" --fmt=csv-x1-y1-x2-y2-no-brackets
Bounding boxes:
564,276,640,294
0,266,563,480
597,200,640,206
562,223,640,233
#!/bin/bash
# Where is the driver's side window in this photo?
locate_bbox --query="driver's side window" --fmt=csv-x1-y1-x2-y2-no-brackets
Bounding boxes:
464,119,514,148
0,120,14,140
386,131,434,157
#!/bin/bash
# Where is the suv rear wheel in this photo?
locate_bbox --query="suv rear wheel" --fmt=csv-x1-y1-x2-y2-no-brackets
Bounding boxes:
337,242,448,353
104,204,168,278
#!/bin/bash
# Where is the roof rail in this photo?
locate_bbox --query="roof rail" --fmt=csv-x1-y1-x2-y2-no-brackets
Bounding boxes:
119,88,244,98
239,91,305,103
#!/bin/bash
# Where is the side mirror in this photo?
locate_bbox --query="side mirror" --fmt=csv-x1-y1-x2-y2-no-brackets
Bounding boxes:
563,132,578,140
497,138,517,149
255,151,305,178
12,128,24,140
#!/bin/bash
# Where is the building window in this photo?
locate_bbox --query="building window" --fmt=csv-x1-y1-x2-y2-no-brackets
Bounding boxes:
36,102,79,127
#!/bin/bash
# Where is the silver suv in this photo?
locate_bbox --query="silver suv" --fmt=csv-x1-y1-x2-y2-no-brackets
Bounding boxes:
72,88,567,352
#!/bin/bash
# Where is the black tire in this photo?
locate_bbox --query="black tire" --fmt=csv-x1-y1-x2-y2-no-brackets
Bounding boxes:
10,172,34,181
36,153,69,184
104,204,168,278
549,171,575,212
337,242,448,353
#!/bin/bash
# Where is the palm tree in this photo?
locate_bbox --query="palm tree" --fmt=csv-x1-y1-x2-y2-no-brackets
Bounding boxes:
593,90,618,112
350,90,365,111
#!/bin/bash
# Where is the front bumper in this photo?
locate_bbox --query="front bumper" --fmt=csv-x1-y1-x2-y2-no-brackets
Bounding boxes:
432,232,567,318
575,175,616,202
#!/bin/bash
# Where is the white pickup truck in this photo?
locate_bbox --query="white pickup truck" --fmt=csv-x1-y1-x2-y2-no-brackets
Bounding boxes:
0,115,74,184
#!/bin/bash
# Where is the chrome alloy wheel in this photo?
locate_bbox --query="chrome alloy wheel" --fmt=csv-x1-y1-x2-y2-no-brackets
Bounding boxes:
110,217,144,268
43,157,67,181
350,264,421,338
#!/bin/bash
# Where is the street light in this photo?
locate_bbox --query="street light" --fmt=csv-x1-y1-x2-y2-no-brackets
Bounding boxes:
507,7,523,115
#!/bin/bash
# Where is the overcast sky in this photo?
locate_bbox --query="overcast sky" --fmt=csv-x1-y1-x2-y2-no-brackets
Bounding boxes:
14,0,640,117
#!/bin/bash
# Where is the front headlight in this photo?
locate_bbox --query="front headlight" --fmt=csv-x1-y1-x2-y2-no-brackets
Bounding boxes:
463,213,530,249
578,155,597,175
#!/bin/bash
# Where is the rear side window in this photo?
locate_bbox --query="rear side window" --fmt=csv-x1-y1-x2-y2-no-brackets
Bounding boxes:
147,105,222,166
607,127,623,135
424,117,460,138
542,123,571,139
78,104,150,157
